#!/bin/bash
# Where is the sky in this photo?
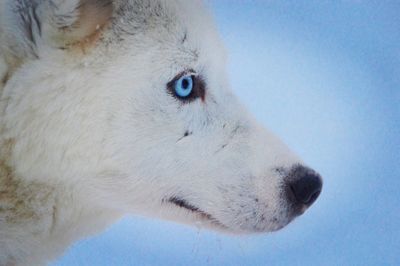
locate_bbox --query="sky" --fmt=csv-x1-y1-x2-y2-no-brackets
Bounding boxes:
54,1,400,265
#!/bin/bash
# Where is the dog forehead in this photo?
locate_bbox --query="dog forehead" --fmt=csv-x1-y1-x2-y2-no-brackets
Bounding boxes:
111,0,226,63
113,0,210,30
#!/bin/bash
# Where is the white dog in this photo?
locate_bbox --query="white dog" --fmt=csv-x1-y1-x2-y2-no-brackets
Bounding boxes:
0,0,322,265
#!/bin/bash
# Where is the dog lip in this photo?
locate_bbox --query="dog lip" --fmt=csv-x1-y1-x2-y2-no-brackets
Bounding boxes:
167,197,228,229
168,197,201,212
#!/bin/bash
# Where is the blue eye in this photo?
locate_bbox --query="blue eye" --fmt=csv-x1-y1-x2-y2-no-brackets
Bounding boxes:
174,75,193,98
167,71,205,102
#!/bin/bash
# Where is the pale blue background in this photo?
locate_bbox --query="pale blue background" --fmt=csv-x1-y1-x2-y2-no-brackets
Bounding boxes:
54,1,399,265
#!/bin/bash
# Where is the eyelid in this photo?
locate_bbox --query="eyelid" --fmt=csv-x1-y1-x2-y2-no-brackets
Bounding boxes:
167,70,196,89
178,70,196,79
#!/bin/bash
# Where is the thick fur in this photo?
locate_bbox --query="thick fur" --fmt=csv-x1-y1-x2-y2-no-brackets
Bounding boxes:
0,1,313,265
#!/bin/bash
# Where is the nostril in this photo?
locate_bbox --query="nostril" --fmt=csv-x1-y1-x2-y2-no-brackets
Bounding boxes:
290,183,321,206
308,189,321,205
286,165,323,208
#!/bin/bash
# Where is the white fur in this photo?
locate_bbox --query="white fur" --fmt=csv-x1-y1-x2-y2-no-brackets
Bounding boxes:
0,1,308,265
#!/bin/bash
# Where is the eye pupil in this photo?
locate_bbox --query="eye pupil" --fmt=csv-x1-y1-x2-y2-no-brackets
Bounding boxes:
182,79,189,89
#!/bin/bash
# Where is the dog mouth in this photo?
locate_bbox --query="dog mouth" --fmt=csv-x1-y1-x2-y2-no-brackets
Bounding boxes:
166,197,228,230
165,197,293,233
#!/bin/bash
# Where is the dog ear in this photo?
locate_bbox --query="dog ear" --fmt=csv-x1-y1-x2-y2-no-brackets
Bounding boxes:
1,0,112,62
42,0,113,48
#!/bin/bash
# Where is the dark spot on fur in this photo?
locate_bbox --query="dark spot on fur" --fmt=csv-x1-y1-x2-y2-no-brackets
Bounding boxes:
176,130,192,142
231,125,241,136
181,31,187,43
1,72,11,87
274,167,286,176
214,143,228,154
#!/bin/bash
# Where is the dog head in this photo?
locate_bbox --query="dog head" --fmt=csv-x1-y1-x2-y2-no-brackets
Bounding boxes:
1,0,322,233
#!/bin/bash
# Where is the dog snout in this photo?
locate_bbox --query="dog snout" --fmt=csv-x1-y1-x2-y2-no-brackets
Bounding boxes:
285,165,323,212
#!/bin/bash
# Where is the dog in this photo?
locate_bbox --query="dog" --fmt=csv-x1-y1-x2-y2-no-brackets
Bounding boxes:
0,0,322,265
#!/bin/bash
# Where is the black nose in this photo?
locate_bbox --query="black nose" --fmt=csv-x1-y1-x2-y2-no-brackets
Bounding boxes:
285,165,323,208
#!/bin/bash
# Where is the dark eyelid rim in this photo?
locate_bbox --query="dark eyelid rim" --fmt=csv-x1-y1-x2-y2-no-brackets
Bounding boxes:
172,69,197,80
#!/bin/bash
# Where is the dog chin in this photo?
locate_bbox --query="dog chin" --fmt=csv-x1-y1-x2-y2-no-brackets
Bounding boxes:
160,197,292,234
